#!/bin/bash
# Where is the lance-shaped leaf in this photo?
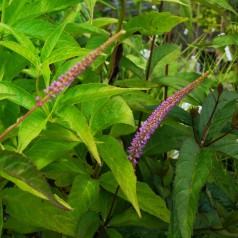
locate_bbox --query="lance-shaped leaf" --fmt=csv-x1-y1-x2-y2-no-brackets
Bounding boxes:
0,150,71,210
97,136,140,217
0,82,39,109
58,105,101,165
18,108,50,152
174,138,214,238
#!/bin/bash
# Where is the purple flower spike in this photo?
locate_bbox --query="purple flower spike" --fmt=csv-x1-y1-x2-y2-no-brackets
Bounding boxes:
35,30,125,104
127,71,210,165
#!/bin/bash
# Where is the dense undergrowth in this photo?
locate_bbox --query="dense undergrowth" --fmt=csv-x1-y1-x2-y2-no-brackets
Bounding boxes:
0,0,238,237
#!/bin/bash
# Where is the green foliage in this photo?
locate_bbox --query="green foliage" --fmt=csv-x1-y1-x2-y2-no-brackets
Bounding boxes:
0,0,237,237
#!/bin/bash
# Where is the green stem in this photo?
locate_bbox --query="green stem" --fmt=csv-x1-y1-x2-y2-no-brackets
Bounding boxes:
1,0,7,23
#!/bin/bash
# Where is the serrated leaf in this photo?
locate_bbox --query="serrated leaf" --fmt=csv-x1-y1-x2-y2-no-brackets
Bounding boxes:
97,136,141,217
125,12,187,36
0,151,71,210
88,96,135,134
14,19,78,48
0,23,37,55
68,174,99,221
41,23,66,61
6,0,84,25
2,188,76,236
58,105,101,165
0,82,35,109
0,41,39,66
45,47,91,64
174,139,214,238
18,108,50,152
60,83,143,105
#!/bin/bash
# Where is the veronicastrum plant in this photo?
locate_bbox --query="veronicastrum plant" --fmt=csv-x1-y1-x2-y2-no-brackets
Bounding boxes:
0,0,238,238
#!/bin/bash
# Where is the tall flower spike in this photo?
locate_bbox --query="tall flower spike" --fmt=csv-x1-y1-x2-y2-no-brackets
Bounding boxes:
36,30,126,103
127,71,210,166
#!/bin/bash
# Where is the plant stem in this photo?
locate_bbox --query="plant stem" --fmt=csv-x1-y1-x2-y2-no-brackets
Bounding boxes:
137,35,156,130
204,129,233,147
1,0,7,23
95,185,120,237
0,95,50,142
200,93,221,146
107,0,125,82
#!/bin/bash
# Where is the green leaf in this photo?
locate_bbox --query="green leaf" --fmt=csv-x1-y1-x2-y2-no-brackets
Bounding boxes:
99,172,170,222
97,136,141,217
0,23,37,55
76,211,101,238
211,152,238,203
86,96,135,134
174,139,214,238
6,0,84,25
0,51,28,82
120,56,145,79
109,208,168,229
0,82,35,109
0,199,2,236
92,17,118,27
0,100,19,129
119,91,158,113
106,228,124,238
212,34,238,48
85,0,97,23
68,174,99,221
125,12,187,36
60,83,142,105
45,47,91,64
212,137,238,160
41,23,66,61
58,105,101,165
0,150,71,210
198,91,238,141
14,19,78,48
144,124,192,155
198,0,237,15
136,182,170,222
149,44,181,74
18,108,49,152
155,73,207,105
25,137,79,169
0,41,39,66
2,188,76,236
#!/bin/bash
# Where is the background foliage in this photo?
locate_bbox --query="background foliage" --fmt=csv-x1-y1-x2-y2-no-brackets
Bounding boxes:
0,0,238,237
